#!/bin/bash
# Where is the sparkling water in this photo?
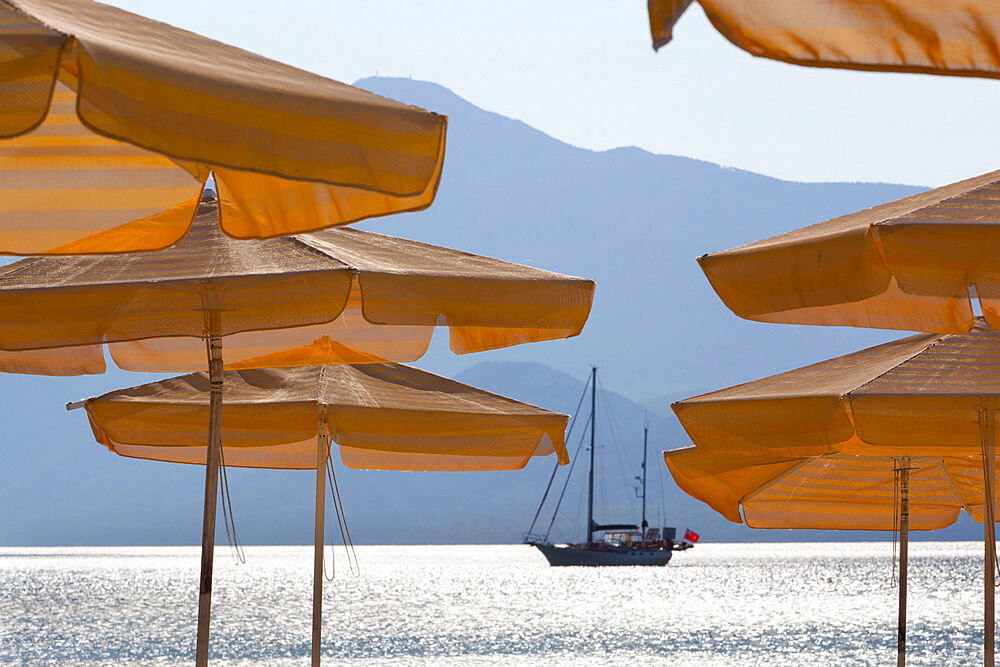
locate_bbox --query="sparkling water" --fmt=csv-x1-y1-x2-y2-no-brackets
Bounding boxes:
0,542,987,665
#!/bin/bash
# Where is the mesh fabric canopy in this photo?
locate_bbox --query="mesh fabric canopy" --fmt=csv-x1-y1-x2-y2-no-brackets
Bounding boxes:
0,199,595,375
649,0,1000,81
0,0,446,254
664,447,992,529
82,363,569,471
673,318,1000,458
698,169,1000,334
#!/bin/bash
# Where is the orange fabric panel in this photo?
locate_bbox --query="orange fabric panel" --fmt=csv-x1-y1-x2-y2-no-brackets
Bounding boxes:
700,170,1000,333
0,2,65,136
673,319,1000,456
0,343,105,375
648,0,694,50
650,0,1000,82
10,0,447,195
340,446,537,472
108,313,433,373
109,438,318,470
664,447,977,531
448,325,587,355
0,0,448,252
673,330,938,454
82,364,569,471
0,213,354,350
744,456,960,530
0,84,206,255
212,154,444,238
333,408,568,466
663,447,800,523
745,500,958,531
298,226,596,331
0,200,593,374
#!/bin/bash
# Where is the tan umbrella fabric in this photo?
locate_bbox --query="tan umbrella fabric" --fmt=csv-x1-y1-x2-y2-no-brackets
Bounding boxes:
663,442,994,665
663,447,993,529
698,169,1000,334
0,0,447,254
82,363,569,471
0,198,595,374
76,361,568,664
673,318,1000,458
648,0,1000,81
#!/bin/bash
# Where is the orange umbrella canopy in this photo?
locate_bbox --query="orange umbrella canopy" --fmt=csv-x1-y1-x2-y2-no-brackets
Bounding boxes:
673,318,1000,459
664,447,993,529
0,0,447,254
649,0,1000,81
81,363,569,472
0,199,595,375
698,169,1000,334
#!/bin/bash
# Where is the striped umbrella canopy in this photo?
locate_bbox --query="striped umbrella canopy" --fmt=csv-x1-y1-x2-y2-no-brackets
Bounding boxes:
698,169,1000,335
0,198,595,376
664,446,994,665
0,0,446,254
671,319,1000,666
673,318,1000,459
73,362,569,664
3,196,593,665
664,448,988,531
648,0,1000,81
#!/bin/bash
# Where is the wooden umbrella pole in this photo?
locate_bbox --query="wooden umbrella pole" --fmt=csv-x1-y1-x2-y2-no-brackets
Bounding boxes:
196,322,224,667
986,407,997,667
312,409,330,666
897,457,909,667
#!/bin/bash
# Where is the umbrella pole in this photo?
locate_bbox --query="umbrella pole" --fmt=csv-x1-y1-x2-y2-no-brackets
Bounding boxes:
196,328,224,667
312,411,329,666
897,457,909,667
985,407,996,667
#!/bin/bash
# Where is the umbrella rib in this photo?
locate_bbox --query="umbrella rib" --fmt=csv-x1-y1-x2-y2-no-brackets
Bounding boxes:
740,457,816,505
847,334,950,396
290,234,359,270
939,460,974,516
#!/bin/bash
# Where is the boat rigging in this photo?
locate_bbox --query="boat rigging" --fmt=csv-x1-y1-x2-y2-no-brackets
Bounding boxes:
525,367,696,566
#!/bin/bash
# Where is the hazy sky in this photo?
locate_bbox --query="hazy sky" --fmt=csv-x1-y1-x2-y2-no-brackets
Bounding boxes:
106,0,1000,187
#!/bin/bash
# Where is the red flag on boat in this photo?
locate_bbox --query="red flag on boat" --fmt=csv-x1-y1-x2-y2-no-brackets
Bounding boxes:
684,529,699,543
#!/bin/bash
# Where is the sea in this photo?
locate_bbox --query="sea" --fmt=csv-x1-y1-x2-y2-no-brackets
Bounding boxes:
0,542,988,665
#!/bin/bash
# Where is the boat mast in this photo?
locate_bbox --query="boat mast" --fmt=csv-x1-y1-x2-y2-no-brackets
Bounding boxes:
587,366,596,546
641,423,648,534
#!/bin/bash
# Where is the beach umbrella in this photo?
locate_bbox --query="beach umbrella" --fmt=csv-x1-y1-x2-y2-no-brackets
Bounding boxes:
647,0,1000,82
694,168,1000,662
0,197,595,665
0,198,594,376
69,362,569,665
0,0,446,254
671,318,1000,665
698,169,1000,335
663,446,993,666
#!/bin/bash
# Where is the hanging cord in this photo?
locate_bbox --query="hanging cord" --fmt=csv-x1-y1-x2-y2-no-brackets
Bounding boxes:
543,413,592,542
323,512,336,581
218,445,246,565
525,376,591,538
979,411,1000,586
322,440,337,582
327,455,360,578
890,462,900,587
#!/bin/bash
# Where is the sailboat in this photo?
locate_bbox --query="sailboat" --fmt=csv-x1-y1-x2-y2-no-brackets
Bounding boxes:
525,367,695,566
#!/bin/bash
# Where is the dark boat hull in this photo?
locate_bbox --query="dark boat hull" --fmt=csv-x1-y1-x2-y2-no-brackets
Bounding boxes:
532,543,672,566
